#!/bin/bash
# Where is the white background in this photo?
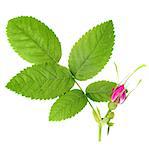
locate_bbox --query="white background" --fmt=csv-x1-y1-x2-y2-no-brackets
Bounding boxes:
0,0,149,149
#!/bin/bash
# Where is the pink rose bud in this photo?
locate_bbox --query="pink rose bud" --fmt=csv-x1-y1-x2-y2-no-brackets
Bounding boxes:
111,85,127,104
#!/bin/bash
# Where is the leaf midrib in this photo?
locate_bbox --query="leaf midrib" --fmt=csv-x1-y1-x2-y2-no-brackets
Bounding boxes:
13,23,57,63
75,28,104,76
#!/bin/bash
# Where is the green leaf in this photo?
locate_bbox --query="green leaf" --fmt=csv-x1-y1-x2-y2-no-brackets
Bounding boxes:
6,16,61,64
6,62,74,99
68,20,115,80
86,81,116,102
49,89,88,121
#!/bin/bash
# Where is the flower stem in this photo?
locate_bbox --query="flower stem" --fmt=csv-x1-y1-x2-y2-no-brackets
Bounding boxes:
75,80,102,142
98,125,102,142
107,126,110,135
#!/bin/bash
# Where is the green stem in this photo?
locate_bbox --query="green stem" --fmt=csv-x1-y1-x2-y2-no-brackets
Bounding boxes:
107,126,110,135
105,109,111,118
98,125,102,142
75,80,102,142
75,80,96,112
75,80,83,91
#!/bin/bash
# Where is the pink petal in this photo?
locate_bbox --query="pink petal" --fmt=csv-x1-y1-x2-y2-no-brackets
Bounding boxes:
111,85,125,102
120,91,127,104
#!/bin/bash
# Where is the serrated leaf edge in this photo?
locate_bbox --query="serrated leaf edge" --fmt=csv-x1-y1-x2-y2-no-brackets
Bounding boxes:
6,16,62,64
68,20,115,81
49,90,88,121
6,63,75,100
86,80,117,102
86,80,117,92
